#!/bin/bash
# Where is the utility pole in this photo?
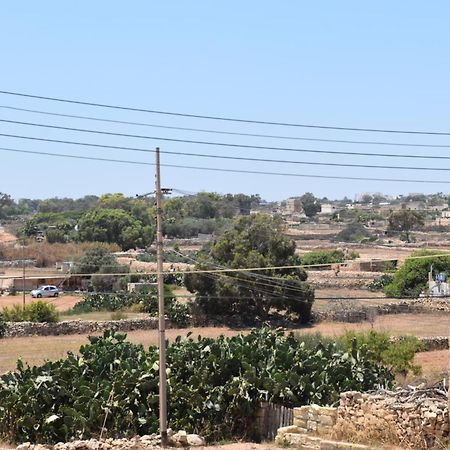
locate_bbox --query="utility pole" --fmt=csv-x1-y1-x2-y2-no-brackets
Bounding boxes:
22,238,26,309
155,147,171,448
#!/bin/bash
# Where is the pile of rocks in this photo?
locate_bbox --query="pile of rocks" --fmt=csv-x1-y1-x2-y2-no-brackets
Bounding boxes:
336,387,449,449
14,431,205,450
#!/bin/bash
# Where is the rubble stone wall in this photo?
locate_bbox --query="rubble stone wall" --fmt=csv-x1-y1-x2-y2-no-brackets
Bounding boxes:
277,388,449,449
4,317,162,338
336,390,449,449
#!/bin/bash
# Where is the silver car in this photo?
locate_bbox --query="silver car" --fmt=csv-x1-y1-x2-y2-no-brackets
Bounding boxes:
31,285,60,298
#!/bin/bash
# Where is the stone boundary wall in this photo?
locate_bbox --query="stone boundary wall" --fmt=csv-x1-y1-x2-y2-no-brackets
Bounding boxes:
277,388,449,449
2,319,449,352
276,405,369,449
336,390,449,449
314,298,450,324
4,317,163,338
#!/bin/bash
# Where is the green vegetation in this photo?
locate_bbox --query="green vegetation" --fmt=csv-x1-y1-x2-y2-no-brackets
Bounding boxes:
384,250,450,298
387,209,425,243
338,331,423,376
0,315,7,338
68,290,190,327
299,192,321,218
367,274,394,292
300,249,358,266
0,328,393,444
1,301,59,323
74,246,130,291
185,214,315,323
334,223,374,243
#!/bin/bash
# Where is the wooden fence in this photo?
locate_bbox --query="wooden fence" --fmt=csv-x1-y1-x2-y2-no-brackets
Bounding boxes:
254,402,293,440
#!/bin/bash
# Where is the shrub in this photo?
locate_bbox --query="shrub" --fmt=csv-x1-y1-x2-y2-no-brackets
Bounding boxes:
1,301,59,323
337,330,423,376
0,328,393,444
68,290,190,327
0,314,7,338
334,223,374,243
110,310,127,320
384,250,450,298
367,274,394,292
301,250,345,266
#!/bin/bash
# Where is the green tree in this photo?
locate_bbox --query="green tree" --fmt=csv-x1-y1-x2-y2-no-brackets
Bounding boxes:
77,208,153,250
185,214,314,323
74,246,129,291
388,209,424,243
0,193,13,219
300,192,321,218
384,250,450,298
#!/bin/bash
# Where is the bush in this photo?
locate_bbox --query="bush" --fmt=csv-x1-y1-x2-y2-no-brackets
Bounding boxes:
367,274,394,292
0,314,7,338
337,330,423,376
68,290,190,327
0,328,393,444
1,301,59,323
300,250,346,266
334,223,374,243
384,250,450,298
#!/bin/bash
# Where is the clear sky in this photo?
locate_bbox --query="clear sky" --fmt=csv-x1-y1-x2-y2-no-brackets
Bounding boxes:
1,1,450,201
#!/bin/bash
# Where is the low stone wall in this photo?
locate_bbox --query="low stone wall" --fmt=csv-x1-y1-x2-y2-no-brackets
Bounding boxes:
314,298,450,324
337,389,449,449
276,387,449,449
276,405,369,449
4,317,162,338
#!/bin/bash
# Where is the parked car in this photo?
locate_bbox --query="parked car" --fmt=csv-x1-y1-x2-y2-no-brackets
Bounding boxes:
31,285,59,298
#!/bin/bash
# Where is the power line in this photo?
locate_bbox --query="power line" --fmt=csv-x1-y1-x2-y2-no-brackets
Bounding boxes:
2,251,447,279
2,89,450,135
3,104,450,149
3,132,450,171
4,146,450,184
6,131,450,162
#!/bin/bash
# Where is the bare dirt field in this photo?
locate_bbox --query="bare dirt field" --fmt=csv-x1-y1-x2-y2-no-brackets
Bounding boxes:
0,293,81,311
1,313,449,374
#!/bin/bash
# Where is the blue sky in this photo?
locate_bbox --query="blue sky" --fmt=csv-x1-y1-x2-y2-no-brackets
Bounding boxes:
1,1,450,201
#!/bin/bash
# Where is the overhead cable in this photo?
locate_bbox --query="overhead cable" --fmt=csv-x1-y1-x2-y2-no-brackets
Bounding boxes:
2,89,450,135
4,146,450,183
3,104,450,149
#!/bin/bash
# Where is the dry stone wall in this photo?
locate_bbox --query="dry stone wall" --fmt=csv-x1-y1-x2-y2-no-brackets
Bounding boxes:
337,389,449,449
276,387,449,449
4,318,162,338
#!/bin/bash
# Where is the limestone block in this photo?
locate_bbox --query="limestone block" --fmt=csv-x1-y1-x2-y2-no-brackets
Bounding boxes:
277,425,300,436
320,406,338,418
186,434,206,446
319,415,335,426
293,417,308,428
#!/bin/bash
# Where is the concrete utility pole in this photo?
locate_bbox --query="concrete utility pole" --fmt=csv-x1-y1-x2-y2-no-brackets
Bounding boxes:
22,238,26,309
155,147,171,448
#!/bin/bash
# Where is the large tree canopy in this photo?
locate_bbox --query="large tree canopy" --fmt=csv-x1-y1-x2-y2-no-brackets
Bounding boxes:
300,192,321,218
77,208,153,250
388,209,424,243
185,214,314,323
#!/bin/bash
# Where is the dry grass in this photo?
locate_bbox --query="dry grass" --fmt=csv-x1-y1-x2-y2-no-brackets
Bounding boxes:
0,242,120,267
0,294,80,312
1,313,450,374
